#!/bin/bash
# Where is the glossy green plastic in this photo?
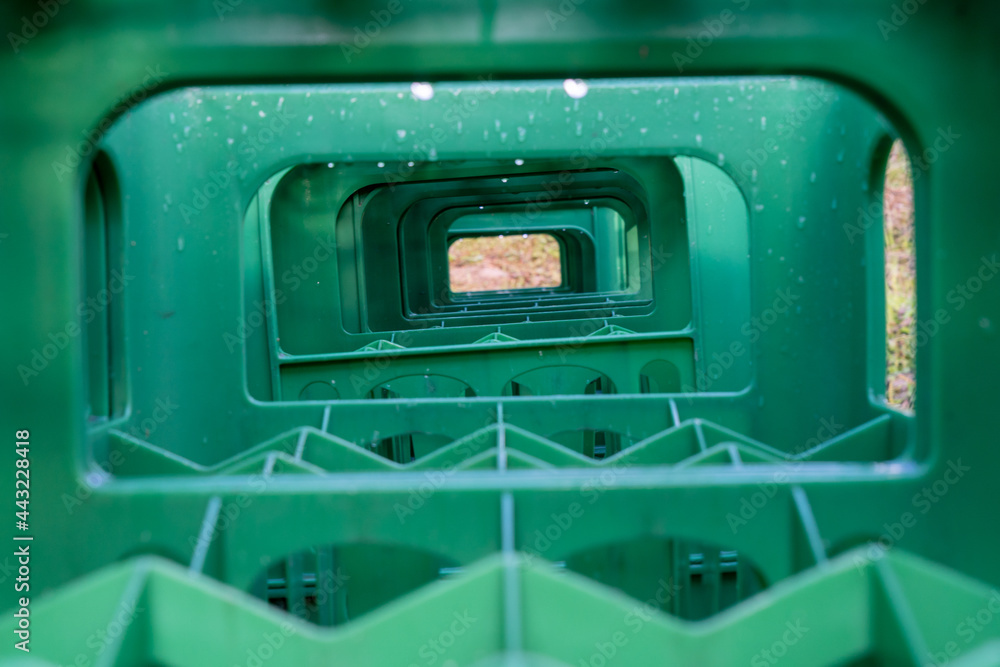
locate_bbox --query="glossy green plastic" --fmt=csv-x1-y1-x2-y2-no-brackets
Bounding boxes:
2,1,1000,665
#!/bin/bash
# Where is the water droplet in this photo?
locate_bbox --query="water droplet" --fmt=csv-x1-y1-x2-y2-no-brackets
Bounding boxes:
411,82,434,100
717,153,725,166
327,162,334,168
563,78,588,99
226,137,234,146
695,134,703,146
754,204,765,212
575,122,583,137
501,178,508,183
760,116,767,131
396,129,407,141
306,115,313,124
514,158,525,166
797,216,807,229
175,143,183,153
377,161,385,168
258,110,266,118
177,237,185,251
277,96,284,111
169,113,176,124
693,111,700,122
517,126,527,142
639,127,648,135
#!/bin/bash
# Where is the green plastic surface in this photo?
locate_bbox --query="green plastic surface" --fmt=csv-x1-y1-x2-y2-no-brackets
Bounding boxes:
2,1,1000,665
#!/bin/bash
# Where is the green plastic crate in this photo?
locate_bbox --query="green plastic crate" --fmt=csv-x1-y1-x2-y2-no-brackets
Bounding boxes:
2,1,1000,665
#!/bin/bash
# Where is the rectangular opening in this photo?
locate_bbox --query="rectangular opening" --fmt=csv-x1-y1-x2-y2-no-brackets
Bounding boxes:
448,233,563,293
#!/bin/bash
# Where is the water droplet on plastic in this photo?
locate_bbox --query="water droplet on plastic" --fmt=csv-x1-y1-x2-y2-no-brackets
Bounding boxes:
563,78,588,99
411,82,434,100
514,158,524,166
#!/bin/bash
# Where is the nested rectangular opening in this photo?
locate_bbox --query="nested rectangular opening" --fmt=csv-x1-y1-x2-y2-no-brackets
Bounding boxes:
77,75,924,470
448,233,564,294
